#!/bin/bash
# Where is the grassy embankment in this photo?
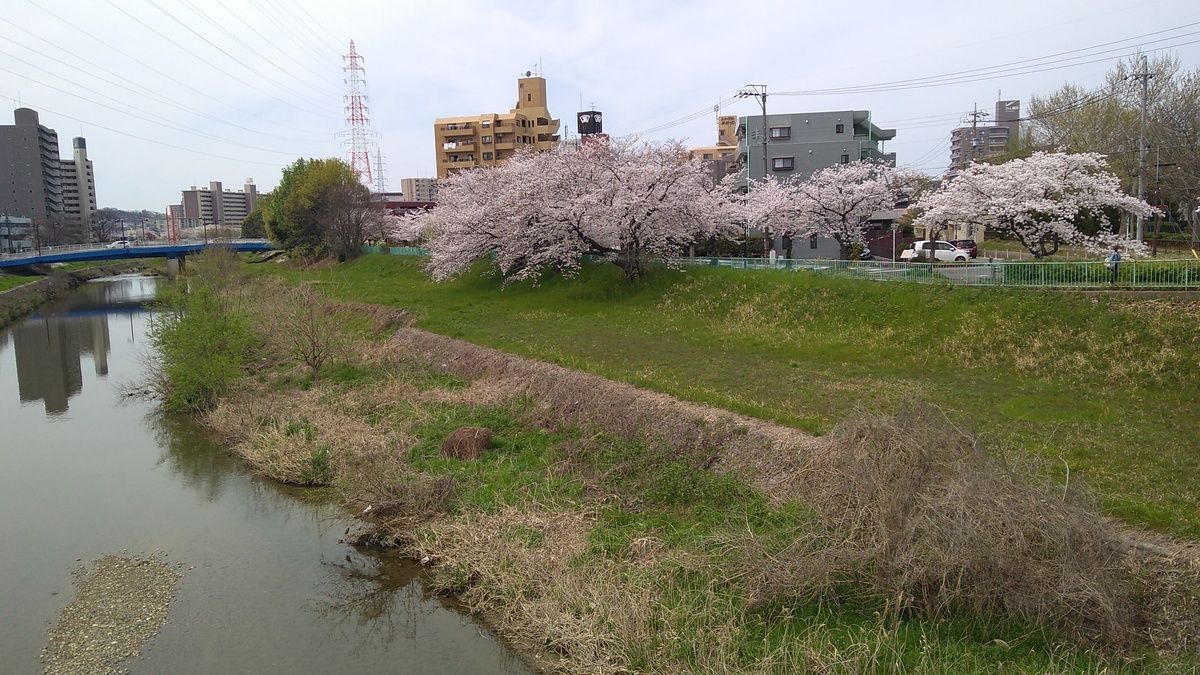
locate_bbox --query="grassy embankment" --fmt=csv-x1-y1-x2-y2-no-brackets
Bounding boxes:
259,254,1200,539
140,250,1200,673
131,251,1190,673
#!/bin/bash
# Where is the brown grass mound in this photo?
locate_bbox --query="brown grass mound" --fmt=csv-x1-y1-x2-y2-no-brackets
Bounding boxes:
441,426,493,460
742,404,1142,648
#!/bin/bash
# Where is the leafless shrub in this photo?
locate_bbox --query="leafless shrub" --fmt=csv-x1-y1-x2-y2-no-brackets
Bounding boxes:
256,278,350,380
740,403,1142,647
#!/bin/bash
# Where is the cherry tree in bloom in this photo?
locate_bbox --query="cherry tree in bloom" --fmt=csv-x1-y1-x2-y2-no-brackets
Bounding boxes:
742,159,910,259
912,151,1157,258
399,139,740,283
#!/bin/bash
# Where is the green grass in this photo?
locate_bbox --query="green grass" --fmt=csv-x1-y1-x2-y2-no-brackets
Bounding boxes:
0,273,38,293
255,255,1200,538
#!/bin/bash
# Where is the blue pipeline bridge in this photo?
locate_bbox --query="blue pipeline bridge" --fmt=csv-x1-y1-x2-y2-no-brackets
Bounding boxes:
0,239,274,275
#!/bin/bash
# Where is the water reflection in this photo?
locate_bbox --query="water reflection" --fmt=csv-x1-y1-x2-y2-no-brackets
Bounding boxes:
11,276,157,415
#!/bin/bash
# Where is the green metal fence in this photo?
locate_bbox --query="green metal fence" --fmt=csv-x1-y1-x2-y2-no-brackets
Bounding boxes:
361,247,1200,289
667,256,1200,289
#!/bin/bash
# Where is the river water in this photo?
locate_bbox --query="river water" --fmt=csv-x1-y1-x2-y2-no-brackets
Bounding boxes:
0,275,531,674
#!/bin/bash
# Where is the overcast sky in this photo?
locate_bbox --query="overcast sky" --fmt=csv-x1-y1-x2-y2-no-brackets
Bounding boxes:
2,0,1197,211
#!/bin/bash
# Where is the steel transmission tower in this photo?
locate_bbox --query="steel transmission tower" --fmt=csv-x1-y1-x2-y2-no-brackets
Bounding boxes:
373,147,387,194
340,41,376,185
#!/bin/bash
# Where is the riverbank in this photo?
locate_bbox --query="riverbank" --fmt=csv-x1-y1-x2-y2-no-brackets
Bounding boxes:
150,250,1200,673
0,263,154,329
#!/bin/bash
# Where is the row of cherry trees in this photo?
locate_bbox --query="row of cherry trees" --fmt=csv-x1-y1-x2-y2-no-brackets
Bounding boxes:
396,142,1157,283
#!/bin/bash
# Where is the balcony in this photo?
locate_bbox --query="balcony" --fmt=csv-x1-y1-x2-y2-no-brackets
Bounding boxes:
439,124,475,137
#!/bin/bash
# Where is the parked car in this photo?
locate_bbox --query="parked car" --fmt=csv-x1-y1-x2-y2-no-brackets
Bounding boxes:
949,239,978,258
106,239,129,249
858,244,872,260
899,240,971,262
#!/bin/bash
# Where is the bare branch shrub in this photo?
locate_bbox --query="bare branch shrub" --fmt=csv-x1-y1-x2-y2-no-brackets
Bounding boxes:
739,403,1140,647
258,278,349,380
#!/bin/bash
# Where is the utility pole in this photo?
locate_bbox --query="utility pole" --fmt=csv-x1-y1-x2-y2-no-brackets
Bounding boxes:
1130,54,1154,242
963,104,990,165
737,84,770,257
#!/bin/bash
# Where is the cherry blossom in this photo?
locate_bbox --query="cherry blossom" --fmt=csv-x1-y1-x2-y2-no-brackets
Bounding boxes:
740,159,910,259
399,139,740,282
912,151,1157,258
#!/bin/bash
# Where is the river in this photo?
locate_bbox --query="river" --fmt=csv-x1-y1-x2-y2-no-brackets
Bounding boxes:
0,275,532,674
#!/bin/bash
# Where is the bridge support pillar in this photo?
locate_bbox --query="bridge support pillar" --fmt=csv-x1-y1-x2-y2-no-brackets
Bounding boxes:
166,255,184,280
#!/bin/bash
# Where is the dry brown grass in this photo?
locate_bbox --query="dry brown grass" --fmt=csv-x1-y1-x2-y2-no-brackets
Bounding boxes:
737,404,1198,652
205,386,394,485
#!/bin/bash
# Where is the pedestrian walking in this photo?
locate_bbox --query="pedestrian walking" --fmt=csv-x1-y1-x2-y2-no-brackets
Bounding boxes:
1106,245,1122,284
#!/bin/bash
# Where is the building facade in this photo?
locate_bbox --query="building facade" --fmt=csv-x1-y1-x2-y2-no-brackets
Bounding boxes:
433,74,561,179
180,180,258,229
735,110,896,259
0,108,62,227
399,177,438,202
739,110,896,183
60,137,96,234
949,100,1020,168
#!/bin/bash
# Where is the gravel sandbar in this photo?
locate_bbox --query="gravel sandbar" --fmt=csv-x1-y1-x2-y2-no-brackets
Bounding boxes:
41,554,180,675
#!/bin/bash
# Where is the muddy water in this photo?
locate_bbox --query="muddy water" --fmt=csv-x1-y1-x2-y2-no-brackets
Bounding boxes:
0,275,532,674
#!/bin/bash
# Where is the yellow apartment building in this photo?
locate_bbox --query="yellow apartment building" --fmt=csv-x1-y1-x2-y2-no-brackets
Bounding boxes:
433,74,561,179
688,115,740,162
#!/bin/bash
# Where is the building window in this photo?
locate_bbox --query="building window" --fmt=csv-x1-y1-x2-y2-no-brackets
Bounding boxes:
481,121,491,128
835,123,844,134
482,136,492,144
483,152,493,160
702,153,713,160
810,234,818,249
769,127,790,139
840,154,850,164
773,157,794,171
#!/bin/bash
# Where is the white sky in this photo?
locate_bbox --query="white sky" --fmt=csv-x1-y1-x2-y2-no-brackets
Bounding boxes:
1,0,1197,210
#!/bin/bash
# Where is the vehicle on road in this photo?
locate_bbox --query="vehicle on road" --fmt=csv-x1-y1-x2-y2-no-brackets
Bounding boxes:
900,240,972,262
949,239,979,258
106,240,129,249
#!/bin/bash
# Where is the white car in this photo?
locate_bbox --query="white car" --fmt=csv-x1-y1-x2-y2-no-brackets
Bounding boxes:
900,240,971,262
106,239,129,249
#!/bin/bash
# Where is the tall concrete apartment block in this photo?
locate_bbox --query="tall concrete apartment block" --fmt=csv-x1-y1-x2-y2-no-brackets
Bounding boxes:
1,108,98,240
433,74,561,179
399,177,438,202
950,100,1020,168
739,110,896,182
180,180,258,229
61,137,96,232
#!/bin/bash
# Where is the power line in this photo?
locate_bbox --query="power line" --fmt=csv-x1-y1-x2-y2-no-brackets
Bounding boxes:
101,0,337,120
0,30,329,145
16,0,335,136
774,27,1200,96
13,99,301,167
134,0,338,117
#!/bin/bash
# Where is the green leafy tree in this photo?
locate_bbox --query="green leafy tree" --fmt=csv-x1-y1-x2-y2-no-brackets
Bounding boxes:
241,206,266,238
264,158,325,256
263,157,379,259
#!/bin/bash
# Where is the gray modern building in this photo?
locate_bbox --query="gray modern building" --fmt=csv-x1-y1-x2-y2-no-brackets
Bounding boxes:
739,110,896,183
737,110,896,258
1,108,98,244
949,100,1020,168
